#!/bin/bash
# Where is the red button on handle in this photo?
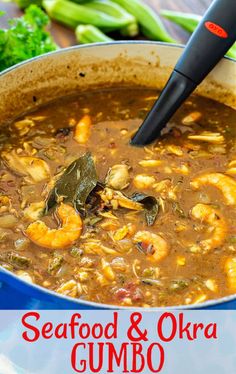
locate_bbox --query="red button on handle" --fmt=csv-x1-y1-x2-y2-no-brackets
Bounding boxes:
205,21,228,38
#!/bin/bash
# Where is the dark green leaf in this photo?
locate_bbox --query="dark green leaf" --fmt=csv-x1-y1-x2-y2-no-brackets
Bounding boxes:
45,152,98,214
131,192,159,226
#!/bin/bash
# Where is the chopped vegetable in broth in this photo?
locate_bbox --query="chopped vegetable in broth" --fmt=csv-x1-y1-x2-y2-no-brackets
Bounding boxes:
0,87,236,307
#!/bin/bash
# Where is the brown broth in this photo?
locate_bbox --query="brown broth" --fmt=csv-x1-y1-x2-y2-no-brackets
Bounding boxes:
0,87,236,307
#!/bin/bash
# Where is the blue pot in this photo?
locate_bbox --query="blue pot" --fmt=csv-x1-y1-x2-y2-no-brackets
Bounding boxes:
1,266,236,310
0,42,235,310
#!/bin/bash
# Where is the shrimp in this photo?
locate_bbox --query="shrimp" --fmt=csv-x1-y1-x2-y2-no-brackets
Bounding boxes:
182,111,202,125
191,173,236,206
133,231,169,263
190,203,227,252
224,257,236,292
74,115,92,144
25,203,82,249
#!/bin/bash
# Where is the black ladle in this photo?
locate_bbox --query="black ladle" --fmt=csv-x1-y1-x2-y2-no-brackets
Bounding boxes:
131,0,236,146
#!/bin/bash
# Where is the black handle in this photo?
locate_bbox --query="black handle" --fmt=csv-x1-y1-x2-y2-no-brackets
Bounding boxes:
175,0,236,84
131,71,197,145
131,0,236,146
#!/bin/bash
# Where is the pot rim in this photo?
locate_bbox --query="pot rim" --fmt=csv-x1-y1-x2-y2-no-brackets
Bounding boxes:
0,40,234,78
0,41,235,310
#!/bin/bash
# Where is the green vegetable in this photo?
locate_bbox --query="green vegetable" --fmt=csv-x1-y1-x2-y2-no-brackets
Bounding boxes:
85,0,139,37
70,246,84,258
85,0,134,24
48,253,64,274
111,0,176,42
9,0,91,9
169,279,189,292
46,152,98,214
0,252,31,269
227,44,236,60
43,0,134,31
71,0,94,2
76,24,113,44
161,9,236,59
12,0,43,10
120,21,139,37
0,5,57,72
160,9,200,33
131,193,159,226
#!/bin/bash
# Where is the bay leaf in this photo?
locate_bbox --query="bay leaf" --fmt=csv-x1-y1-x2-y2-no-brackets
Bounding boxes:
45,152,97,214
131,192,159,226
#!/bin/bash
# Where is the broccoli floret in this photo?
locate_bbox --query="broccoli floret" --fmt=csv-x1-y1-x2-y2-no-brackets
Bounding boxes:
0,5,57,72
